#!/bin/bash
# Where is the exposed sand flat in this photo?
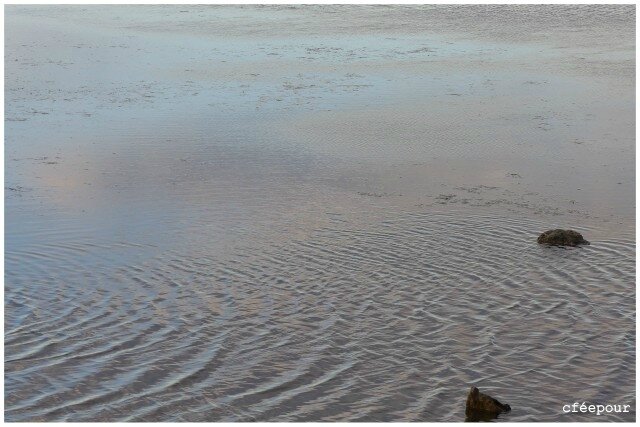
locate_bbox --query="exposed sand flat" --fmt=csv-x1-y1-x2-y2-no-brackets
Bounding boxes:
5,5,635,422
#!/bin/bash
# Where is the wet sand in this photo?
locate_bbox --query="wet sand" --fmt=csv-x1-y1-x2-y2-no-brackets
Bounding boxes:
5,5,636,422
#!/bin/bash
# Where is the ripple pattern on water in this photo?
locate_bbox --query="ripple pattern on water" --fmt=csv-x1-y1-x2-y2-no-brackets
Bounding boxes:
5,212,635,421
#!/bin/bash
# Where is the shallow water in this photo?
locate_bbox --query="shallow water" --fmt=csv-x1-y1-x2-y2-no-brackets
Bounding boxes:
5,5,636,422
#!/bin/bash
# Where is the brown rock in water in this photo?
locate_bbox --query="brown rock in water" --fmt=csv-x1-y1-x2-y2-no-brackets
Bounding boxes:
537,229,590,246
465,386,511,421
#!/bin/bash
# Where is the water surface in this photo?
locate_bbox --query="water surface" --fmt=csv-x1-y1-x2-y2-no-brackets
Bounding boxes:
5,5,635,421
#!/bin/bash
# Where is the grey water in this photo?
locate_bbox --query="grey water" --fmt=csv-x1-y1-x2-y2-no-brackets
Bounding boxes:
5,5,635,421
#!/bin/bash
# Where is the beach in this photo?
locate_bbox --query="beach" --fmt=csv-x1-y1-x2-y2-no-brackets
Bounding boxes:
5,5,636,421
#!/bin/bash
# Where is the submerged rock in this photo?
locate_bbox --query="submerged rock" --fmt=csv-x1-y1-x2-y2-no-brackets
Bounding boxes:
537,229,590,246
465,386,510,421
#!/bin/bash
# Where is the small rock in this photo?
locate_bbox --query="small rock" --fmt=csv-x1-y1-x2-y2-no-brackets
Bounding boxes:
537,229,590,246
465,386,511,421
